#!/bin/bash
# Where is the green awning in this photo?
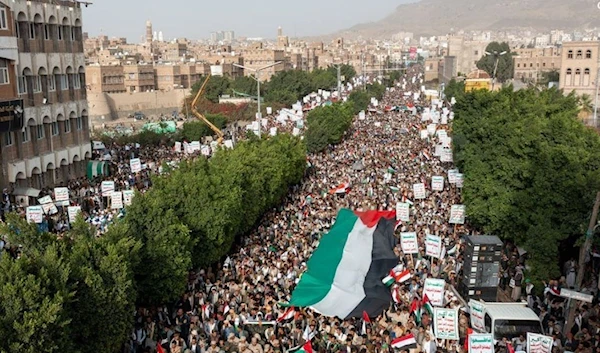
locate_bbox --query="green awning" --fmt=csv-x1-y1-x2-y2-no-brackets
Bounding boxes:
87,161,109,180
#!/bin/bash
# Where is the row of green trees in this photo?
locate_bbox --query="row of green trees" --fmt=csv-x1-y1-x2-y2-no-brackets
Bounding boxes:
452,87,600,284
0,134,307,352
192,65,357,107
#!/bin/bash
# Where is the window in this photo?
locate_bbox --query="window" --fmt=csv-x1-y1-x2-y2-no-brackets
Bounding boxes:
32,75,41,93
51,121,58,135
29,23,35,39
586,50,592,59
73,74,81,89
0,6,7,30
22,127,29,142
37,124,44,139
47,75,55,91
76,116,82,130
474,50,479,56
0,60,9,84
17,76,27,94
4,131,12,146
70,27,75,41
58,26,63,40
568,50,573,59
566,68,572,75
60,74,69,90
64,120,70,133
517,63,520,68
577,50,583,59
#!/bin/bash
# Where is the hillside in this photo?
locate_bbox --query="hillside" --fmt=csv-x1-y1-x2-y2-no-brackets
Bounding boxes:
334,0,600,39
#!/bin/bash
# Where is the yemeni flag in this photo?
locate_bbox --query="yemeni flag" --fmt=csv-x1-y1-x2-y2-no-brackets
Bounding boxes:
391,333,417,350
391,285,401,304
422,294,434,316
287,209,398,319
329,182,350,195
277,307,296,323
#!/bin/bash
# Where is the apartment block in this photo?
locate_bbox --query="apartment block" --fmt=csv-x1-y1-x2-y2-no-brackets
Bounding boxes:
559,41,600,98
242,43,285,81
154,64,182,91
123,64,155,92
85,65,125,93
0,0,91,195
513,47,561,82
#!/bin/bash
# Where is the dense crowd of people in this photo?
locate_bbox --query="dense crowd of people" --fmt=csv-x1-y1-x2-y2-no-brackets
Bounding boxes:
3,66,600,353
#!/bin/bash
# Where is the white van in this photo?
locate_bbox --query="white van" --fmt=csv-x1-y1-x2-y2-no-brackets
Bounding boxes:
469,300,543,341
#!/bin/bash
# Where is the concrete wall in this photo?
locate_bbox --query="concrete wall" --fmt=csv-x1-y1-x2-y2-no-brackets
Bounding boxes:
87,88,190,123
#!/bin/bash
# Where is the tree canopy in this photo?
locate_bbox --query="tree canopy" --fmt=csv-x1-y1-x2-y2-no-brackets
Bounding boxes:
476,42,514,83
452,87,600,284
119,134,307,304
305,102,355,153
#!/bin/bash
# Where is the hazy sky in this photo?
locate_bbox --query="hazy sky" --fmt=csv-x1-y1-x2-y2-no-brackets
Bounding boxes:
82,0,414,42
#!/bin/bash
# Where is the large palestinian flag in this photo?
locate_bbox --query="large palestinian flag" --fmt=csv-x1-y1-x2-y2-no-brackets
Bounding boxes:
287,208,398,319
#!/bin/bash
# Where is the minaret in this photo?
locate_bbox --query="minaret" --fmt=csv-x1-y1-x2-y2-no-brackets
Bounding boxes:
277,26,282,37
145,20,152,43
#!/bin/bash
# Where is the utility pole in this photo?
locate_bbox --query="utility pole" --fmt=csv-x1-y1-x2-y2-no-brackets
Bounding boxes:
593,67,600,128
565,191,600,334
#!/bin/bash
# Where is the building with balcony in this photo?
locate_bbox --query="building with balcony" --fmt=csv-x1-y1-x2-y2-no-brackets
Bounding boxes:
123,64,155,92
0,0,91,196
513,47,561,82
559,41,600,98
85,65,125,93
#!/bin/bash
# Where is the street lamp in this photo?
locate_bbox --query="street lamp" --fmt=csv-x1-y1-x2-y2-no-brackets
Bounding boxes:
485,50,507,91
233,61,282,138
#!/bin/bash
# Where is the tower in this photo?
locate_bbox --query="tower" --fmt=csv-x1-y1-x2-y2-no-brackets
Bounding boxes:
145,20,152,43
277,26,282,37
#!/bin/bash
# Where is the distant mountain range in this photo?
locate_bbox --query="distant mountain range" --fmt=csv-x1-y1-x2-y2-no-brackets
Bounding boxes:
331,0,600,39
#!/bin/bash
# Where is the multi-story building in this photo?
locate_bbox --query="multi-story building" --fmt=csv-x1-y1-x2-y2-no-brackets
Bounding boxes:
0,0,91,195
559,41,600,98
424,57,441,82
123,64,155,92
446,35,489,77
513,47,561,82
154,64,182,90
242,43,285,81
85,65,125,93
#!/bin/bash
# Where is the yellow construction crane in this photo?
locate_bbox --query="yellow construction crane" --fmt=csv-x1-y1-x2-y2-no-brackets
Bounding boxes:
190,73,225,144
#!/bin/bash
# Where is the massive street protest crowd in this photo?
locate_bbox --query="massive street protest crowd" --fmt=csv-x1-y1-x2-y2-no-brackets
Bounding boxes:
1,67,599,353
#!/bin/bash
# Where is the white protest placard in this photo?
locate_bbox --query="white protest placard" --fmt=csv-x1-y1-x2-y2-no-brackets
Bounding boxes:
413,183,426,199
427,124,437,136
434,145,444,157
267,107,272,115
26,206,44,224
201,145,211,156
101,181,115,197
38,195,58,215
441,149,453,162
468,334,494,353
441,136,452,148
123,190,135,206
437,129,448,140
424,278,446,306
174,141,182,153
527,333,553,353
111,191,123,209
54,187,69,203
448,169,459,184
469,300,486,332
130,158,142,173
396,202,410,222
434,307,459,340
359,111,366,120
67,206,81,223
431,176,444,191
442,115,448,125
270,127,277,136
190,141,201,152
420,130,428,139
292,127,300,136
426,234,442,258
400,232,419,254
455,173,464,188
450,205,466,224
